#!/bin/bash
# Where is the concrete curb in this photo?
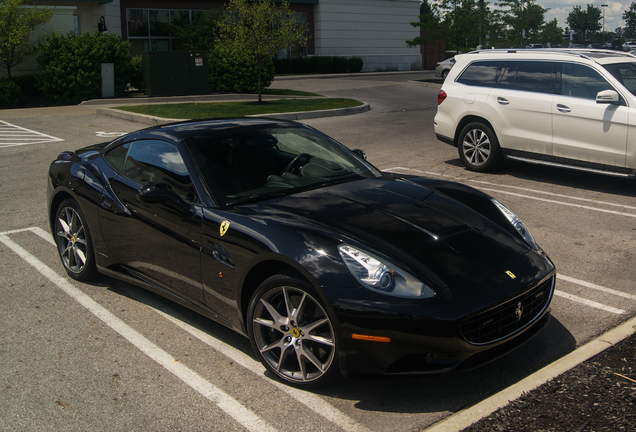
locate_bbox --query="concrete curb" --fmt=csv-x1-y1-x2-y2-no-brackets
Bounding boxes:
96,102,370,125
424,314,636,432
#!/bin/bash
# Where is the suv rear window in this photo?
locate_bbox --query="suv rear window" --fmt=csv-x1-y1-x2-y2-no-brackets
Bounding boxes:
456,61,503,87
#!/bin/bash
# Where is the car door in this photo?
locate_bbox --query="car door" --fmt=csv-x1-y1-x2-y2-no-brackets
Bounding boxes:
552,62,628,168
485,61,555,156
98,138,205,303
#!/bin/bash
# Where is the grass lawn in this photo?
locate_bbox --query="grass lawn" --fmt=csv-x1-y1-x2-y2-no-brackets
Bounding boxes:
114,97,363,120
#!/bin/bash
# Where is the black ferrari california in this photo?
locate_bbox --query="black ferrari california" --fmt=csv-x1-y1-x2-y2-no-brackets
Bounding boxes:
47,119,556,388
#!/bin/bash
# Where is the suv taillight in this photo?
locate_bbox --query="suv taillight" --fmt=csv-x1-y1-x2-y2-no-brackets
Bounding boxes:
437,90,447,106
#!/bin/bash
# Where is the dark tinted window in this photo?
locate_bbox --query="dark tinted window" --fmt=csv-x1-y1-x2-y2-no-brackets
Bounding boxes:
560,63,613,100
457,61,503,87
114,139,195,202
499,61,555,94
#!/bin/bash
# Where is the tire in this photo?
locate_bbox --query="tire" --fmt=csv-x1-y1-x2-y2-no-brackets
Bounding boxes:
441,69,449,80
247,273,339,388
457,122,503,172
54,199,98,281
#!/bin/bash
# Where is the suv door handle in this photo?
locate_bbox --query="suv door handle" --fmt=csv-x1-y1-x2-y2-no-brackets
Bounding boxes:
556,104,571,113
496,97,509,105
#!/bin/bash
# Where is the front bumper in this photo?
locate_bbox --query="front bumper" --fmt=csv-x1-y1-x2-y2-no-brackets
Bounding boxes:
322,252,556,377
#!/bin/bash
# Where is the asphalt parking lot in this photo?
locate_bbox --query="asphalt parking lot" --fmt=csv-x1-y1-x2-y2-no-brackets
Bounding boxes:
1,71,635,431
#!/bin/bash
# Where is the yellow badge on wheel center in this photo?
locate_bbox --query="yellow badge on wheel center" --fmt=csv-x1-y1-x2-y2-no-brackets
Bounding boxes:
291,327,300,338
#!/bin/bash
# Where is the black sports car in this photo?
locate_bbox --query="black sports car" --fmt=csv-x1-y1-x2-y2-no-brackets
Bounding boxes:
47,119,556,388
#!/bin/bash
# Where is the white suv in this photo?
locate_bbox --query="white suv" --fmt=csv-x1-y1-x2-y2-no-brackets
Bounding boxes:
434,49,636,178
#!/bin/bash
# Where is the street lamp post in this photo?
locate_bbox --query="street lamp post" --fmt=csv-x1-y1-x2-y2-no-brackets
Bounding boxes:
602,4,608,42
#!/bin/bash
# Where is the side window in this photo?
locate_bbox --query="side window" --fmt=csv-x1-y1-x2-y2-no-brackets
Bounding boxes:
456,61,504,87
104,142,130,172
499,61,555,94
123,140,195,202
560,63,613,100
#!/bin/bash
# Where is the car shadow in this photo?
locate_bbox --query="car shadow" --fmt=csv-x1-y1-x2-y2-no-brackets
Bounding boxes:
98,274,576,416
313,316,575,414
444,158,636,199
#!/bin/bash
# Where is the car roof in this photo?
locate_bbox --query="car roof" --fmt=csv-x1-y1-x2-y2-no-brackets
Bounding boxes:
458,48,636,65
142,118,294,140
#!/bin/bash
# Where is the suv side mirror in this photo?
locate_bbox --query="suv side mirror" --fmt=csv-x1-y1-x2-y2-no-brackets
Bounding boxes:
596,90,620,105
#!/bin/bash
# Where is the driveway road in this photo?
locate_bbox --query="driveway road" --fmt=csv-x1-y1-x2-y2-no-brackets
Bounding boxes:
1,71,635,432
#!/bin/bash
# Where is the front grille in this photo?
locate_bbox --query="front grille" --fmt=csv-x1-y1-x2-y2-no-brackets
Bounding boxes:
460,276,555,345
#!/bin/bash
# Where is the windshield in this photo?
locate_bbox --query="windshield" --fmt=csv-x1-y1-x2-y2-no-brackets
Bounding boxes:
601,62,636,96
185,123,381,207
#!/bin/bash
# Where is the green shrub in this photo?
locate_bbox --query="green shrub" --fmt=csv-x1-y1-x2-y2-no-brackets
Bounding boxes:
12,74,41,98
0,78,22,108
348,57,364,73
273,56,365,74
130,55,143,91
209,51,275,93
37,31,134,103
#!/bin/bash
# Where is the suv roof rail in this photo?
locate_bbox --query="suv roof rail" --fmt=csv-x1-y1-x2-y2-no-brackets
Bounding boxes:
467,48,636,62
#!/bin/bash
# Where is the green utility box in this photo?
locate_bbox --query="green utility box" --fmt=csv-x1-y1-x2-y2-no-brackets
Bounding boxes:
142,51,209,96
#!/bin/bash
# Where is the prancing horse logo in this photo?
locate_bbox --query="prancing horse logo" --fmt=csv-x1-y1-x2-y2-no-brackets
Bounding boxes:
515,301,523,321
220,220,230,236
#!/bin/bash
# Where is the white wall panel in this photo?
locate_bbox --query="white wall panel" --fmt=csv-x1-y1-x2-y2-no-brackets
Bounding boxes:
313,0,421,71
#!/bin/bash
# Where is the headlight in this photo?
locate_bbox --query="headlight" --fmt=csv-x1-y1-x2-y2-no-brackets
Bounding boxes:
338,244,435,299
492,199,538,250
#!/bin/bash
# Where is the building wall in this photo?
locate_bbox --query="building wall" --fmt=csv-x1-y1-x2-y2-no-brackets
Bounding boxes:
314,0,421,71
3,6,76,77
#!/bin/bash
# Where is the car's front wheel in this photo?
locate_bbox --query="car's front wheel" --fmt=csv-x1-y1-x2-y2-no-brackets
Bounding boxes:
247,273,339,388
55,198,98,281
458,122,502,172
441,69,449,80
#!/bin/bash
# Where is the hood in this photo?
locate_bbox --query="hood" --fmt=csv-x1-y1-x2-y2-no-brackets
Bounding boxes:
262,177,530,287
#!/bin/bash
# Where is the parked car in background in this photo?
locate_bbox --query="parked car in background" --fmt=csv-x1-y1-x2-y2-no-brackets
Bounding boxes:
623,41,636,51
435,56,456,80
526,43,544,48
434,48,636,178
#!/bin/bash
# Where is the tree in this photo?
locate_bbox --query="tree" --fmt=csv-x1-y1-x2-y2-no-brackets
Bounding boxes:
407,0,484,52
0,0,52,79
623,2,636,37
496,0,547,47
170,10,222,51
566,4,602,41
540,18,564,47
215,0,307,102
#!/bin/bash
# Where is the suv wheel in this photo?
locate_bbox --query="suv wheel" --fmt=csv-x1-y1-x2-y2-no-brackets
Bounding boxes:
458,122,502,172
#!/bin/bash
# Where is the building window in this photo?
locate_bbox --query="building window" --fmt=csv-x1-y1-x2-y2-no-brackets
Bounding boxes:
127,8,205,56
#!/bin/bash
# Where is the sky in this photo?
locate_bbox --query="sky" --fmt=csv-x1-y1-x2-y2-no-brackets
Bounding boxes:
539,1,632,33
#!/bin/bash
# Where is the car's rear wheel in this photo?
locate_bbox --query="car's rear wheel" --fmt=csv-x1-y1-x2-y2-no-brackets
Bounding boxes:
55,199,98,281
247,273,339,388
458,122,502,172
441,69,449,80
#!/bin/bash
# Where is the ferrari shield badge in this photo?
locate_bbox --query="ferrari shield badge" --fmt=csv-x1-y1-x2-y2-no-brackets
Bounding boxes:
505,270,516,279
220,220,231,237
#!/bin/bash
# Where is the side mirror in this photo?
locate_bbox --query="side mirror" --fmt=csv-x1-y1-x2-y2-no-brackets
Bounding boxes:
596,89,620,105
352,149,367,160
138,183,192,214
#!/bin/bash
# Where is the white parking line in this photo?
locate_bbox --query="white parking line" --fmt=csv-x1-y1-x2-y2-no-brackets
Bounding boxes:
558,274,636,301
0,120,64,148
385,167,636,219
553,291,625,315
0,229,277,432
6,226,372,432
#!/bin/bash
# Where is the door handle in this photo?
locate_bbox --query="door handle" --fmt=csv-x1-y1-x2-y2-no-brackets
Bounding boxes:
497,97,509,105
556,104,571,113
